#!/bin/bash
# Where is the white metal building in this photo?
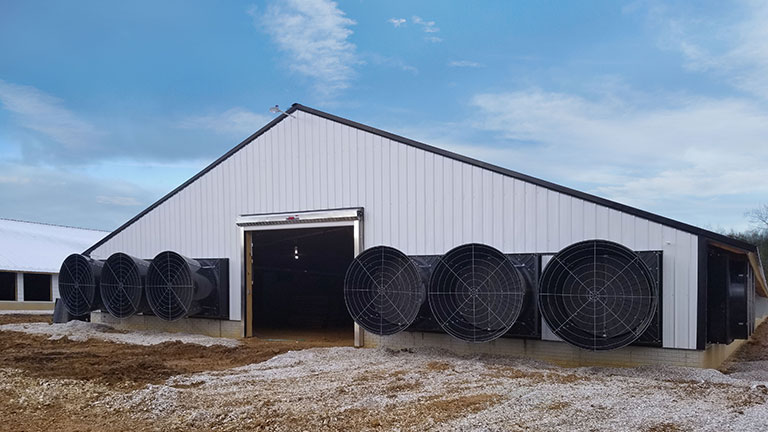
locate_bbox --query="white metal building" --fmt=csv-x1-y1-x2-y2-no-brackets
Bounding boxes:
83,104,768,368
0,218,106,310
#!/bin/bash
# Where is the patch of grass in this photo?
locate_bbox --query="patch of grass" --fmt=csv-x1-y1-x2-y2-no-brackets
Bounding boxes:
385,380,421,394
483,365,589,384
425,361,452,372
543,400,571,411
645,422,685,432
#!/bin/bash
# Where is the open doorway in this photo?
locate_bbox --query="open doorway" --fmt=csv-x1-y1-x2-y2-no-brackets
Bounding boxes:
249,226,355,343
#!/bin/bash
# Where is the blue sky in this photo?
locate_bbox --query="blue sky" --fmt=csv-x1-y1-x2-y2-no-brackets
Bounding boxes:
1,0,767,232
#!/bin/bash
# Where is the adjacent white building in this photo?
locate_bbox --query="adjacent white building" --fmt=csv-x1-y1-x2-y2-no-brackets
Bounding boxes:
0,218,106,310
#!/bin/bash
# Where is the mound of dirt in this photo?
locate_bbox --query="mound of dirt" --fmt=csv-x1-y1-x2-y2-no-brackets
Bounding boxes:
0,321,350,388
727,319,768,363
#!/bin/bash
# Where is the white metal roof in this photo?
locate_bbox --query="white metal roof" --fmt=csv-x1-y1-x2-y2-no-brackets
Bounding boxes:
0,218,107,273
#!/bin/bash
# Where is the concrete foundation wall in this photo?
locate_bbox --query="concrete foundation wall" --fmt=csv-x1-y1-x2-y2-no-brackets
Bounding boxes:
91,312,241,338
365,330,755,369
0,301,54,311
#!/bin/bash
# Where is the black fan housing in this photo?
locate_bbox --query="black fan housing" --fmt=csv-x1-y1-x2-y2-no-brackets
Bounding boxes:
146,251,216,321
428,243,527,343
343,246,424,335
58,254,103,316
101,253,151,318
539,239,658,351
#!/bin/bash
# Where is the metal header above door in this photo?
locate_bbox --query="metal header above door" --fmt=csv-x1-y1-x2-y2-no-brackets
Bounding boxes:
236,208,363,228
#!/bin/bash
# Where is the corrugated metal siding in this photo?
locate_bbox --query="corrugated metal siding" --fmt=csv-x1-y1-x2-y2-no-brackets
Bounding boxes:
90,110,700,349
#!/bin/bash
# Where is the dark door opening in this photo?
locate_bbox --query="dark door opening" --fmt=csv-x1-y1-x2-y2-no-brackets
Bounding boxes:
251,226,355,342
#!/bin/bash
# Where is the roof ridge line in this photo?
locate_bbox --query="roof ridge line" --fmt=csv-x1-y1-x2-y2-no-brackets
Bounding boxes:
291,104,756,253
84,103,756,254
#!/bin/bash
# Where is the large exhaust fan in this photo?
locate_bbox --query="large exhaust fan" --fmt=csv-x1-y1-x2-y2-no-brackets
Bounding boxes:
101,253,151,318
58,254,104,316
145,251,218,321
343,246,424,335
539,239,658,351
428,243,526,343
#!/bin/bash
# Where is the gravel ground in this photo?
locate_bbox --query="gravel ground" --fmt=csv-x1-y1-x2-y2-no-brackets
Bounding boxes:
2,316,767,431
90,346,768,432
0,321,240,347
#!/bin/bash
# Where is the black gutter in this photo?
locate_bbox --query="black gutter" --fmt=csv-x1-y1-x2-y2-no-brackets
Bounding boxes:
292,104,756,253
85,102,757,255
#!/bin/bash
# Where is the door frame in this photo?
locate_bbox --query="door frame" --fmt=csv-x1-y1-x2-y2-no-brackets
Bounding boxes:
237,208,364,346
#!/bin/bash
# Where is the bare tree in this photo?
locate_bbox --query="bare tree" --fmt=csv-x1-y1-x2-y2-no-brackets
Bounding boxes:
746,204,768,232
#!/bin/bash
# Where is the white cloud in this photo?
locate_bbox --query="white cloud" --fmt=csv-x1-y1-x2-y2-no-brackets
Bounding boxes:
0,80,272,165
411,15,441,42
469,89,768,214
369,55,418,74
0,176,31,185
448,60,483,68
654,1,768,100
177,107,272,138
388,18,406,27
0,79,104,150
256,0,358,96
412,16,439,33
0,162,154,230
95,195,142,206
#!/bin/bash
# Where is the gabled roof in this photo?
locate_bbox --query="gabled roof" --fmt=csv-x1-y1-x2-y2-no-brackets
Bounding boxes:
0,218,107,273
84,103,757,255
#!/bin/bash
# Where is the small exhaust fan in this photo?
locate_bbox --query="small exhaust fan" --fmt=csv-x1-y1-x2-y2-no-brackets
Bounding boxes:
344,246,424,335
145,251,217,321
58,254,104,316
100,253,151,318
539,239,658,351
428,243,526,342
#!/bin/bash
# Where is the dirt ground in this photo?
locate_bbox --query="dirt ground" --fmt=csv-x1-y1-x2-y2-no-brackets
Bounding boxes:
0,313,52,325
1,314,767,432
0,314,351,431
0,315,348,388
723,319,768,363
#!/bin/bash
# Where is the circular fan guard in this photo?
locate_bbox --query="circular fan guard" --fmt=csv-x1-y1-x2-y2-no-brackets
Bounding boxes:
344,246,424,336
58,254,102,316
539,240,658,351
101,253,149,318
428,243,526,343
146,251,197,321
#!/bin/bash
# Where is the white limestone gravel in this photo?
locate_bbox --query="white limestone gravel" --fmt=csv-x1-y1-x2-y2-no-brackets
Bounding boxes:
0,320,240,347
95,346,768,431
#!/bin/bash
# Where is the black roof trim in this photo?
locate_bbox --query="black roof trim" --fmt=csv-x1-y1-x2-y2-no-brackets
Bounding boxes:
293,104,756,252
85,103,756,255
